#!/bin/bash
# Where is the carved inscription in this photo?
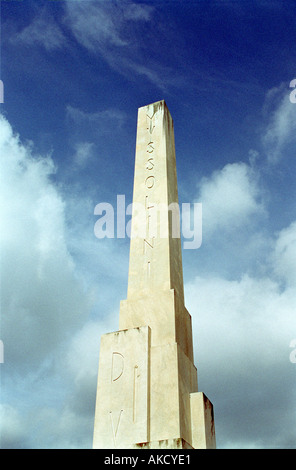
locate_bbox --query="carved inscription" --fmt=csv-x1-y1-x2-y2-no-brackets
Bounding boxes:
147,110,155,135
143,238,153,252
145,195,155,241
133,365,138,422
147,141,154,153
109,351,140,444
94,328,149,448
146,157,154,171
109,409,123,447
111,352,124,382
144,109,157,279
145,175,155,189
110,353,124,446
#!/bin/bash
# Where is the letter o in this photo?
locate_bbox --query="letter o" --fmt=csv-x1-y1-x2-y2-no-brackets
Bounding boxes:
145,175,155,189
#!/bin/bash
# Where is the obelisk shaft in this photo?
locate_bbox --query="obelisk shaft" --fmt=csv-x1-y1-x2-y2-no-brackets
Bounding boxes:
126,100,184,303
119,101,192,357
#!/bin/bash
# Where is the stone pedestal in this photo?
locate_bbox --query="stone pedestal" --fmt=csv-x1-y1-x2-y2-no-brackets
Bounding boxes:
93,323,215,449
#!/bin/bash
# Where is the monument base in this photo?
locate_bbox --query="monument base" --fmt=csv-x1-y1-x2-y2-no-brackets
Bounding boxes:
93,325,216,449
133,438,193,449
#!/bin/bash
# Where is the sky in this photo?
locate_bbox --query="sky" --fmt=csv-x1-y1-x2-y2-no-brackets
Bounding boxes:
0,0,296,449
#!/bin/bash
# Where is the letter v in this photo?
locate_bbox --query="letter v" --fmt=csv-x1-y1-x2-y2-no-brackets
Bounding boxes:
109,410,123,447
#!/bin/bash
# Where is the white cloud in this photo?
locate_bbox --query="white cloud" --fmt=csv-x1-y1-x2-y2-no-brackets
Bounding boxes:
0,315,117,448
64,1,128,50
64,320,107,384
66,105,126,131
262,85,296,163
187,135,296,447
1,76,295,447
185,267,296,448
0,114,114,448
0,404,28,449
72,142,95,168
197,162,265,237
63,1,169,90
0,113,129,448
123,3,154,21
64,1,153,51
0,114,92,372
187,273,294,367
10,11,66,51
273,221,296,288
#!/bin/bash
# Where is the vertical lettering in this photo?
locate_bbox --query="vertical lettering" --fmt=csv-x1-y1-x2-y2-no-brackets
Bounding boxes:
109,410,123,447
145,175,155,189
147,141,154,153
147,261,151,278
146,157,154,170
145,195,155,212
143,238,154,254
146,110,155,120
111,352,124,382
145,195,156,239
146,111,155,135
144,105,157,285
133,365,138,422
147,120,155,134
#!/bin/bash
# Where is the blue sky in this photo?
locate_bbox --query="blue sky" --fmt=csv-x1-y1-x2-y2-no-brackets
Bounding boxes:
1,0,296,449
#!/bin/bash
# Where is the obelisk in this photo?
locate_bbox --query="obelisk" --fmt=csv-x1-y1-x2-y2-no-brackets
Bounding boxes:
93,100,216,449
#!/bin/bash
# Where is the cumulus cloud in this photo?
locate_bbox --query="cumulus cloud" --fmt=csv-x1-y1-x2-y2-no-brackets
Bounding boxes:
0,404,29,449
197,161,266,237
0,113,126,448
0,113,93,372
273,221,296,288
186,262,296,448
262,84,296,163
0,314,118,448
187,98,296,447
1,72,296,448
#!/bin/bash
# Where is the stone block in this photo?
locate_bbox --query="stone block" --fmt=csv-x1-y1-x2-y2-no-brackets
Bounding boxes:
190,392,216,449
93,326,151,449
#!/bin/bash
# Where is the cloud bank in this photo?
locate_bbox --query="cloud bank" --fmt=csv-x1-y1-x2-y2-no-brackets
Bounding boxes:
1,79,296,448
0,114,109,448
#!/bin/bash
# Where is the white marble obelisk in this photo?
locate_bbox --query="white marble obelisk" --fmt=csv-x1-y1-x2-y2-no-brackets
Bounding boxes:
93,100,216,449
